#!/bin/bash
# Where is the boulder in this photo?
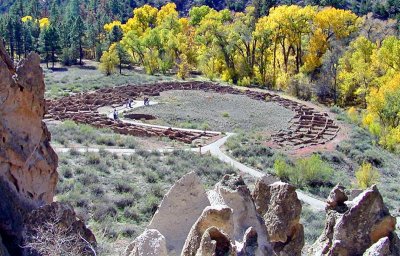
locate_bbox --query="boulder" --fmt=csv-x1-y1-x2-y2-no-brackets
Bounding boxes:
363,237,391,256
148,172,210,254
0,42,58,204
212,174,273,255
252,180,304,255
181,205,235,256
309,185,398,255
23,202,96,256
326,184,348,212
124,229,168,256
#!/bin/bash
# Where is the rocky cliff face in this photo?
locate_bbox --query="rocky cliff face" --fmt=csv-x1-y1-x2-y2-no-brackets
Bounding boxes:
0,42,58,204
0,43,95,256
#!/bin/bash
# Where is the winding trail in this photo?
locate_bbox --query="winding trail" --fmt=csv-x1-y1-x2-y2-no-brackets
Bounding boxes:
53,100,327,211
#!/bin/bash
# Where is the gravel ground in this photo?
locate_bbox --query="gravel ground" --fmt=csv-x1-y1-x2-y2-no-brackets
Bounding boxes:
126,90,295,132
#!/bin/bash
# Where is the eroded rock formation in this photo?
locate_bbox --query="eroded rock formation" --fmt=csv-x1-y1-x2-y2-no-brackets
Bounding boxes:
310,185,400,255
181,205,235,256
125,172,400,256
212,175,273,255
0,43,58,204
124,229,168,256
126,173,308,256
0,44,95,256
148,172,210,255
252,180,304,256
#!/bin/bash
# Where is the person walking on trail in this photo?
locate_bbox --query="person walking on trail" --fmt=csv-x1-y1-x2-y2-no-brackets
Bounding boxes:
128,99,132,108
113,108,118,120
144,97,150,106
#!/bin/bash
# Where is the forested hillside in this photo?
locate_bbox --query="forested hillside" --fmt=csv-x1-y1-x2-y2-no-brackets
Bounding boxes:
1,0,400,18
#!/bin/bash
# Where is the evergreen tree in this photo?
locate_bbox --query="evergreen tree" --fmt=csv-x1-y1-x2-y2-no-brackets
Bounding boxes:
70,16,85,64
28,0,40,18
110,25,123,43
39,25,60,68
22,23,33,57
14,18,23,60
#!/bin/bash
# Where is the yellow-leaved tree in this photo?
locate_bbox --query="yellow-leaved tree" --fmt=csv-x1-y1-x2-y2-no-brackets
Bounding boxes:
303,7,360,73
99,49,118,76
355,162,380,189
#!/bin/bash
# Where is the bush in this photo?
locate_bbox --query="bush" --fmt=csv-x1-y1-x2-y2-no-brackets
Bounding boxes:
273,156,291,181
288,73,312,101
355,162,380,189
93,204,118,221
347,107,360,124
297,154,334,186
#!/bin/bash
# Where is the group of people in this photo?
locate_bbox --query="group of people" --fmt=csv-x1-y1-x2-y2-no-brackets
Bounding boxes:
113,96,151,120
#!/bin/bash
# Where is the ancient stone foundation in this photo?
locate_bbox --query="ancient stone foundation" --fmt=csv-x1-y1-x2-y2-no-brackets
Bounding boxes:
46,81,339,148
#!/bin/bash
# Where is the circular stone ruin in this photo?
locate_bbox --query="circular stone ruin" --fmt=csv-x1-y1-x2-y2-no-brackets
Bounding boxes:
46,81,340,148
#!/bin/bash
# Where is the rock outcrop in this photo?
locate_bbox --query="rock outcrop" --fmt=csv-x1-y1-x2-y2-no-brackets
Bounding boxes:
309,185,399,255
212,175,273,255
124,229,168,256
126,173,310,256
147,172,210,255
125,173,400,256
0,44,96,256
181,205,235,256
0,42,58,204
252,180,304,256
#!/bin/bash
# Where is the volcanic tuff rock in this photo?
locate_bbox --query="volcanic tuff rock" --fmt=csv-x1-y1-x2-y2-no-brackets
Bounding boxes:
212,175,273,255
252,180,304,256
124,229,168,256
147,172,210,255
0,43,96,256
125,173,400,256
0,42,58,204
309,185,399,255
181,205,235,256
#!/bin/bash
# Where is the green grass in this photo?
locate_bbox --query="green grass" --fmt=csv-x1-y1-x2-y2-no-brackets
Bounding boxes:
56,149,236,255
43,63,175,98
48,120,139,149
301,204,325,246
225,131,350,199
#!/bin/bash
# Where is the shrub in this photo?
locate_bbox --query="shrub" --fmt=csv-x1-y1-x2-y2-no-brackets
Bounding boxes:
114,181,135,194
93,204,118,221
114,195,134,209
273,156,291,181
86,153,101,165
222,112,230,118
297,154,333,187
347,107,360,124
330,106,342,114
355,162,380,189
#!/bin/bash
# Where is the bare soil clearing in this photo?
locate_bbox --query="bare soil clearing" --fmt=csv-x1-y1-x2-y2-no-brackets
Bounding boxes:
125,90,294,132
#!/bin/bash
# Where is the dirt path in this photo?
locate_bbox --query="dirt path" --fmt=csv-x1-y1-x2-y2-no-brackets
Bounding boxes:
54,102,327,211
